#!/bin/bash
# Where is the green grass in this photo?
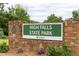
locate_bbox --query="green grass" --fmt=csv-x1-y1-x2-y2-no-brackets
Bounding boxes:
0,39,8,45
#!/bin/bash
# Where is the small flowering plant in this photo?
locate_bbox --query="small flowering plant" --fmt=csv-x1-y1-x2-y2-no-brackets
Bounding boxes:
36,48,45,55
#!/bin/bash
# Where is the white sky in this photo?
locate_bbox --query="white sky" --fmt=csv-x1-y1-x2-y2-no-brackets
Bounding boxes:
1,0,79,22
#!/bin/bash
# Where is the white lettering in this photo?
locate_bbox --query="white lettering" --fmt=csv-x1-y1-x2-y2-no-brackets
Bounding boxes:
41,31,52,36
29,31,40,35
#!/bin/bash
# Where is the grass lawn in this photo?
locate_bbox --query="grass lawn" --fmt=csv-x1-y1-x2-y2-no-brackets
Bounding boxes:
0,39,8,45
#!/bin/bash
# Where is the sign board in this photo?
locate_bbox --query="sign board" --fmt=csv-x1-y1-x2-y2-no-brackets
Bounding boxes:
22,23,63,40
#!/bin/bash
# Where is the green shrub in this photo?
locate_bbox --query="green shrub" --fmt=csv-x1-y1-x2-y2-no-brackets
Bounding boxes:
47,45,63,56
47,42,72,56
0,30,6,39
61,42,72,56
0,42,9,53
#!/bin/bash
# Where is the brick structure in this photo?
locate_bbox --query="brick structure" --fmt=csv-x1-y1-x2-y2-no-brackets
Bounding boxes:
8,18,79,55
64,18,79,55
8,20,62,55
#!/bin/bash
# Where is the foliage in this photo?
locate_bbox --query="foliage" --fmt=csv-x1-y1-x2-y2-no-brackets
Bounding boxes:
61,42,72,56
0,3,30,35
0,28,7,39
0,29,4,38
8,5,30,21
0,42,9,53
47,42,72,56
44,14,63,23
0,39,8,45
0,3,8,35
72,10,79,18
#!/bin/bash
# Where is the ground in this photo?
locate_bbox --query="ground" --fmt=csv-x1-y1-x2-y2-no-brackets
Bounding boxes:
0,51,36,56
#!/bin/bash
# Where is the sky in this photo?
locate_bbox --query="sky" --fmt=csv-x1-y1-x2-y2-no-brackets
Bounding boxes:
1,0,79,22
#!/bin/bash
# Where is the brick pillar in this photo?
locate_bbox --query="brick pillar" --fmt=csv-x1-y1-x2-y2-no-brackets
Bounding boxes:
8,20,23,51
64,19,79,55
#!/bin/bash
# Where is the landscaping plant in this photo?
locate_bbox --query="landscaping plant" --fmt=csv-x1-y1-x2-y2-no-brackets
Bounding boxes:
47,42,72,56
0,42,9,53
36,48,45,55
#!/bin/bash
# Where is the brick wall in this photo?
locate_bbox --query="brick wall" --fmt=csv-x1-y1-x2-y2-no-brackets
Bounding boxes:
8,20,62,55
8,18,79,55
64,18,79,55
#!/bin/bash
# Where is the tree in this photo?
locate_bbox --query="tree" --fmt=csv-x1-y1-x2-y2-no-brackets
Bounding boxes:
0,3,8,35
8,5,30,21
0,4,30,35
72,10,79,18
44,14,63,23
0,3,5,28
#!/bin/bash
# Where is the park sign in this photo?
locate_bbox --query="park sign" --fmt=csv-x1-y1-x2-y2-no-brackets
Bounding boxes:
22,23,63,40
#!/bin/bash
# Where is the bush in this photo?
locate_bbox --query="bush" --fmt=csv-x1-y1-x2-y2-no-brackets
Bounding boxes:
61,43,72,56
0,29,6,39
47,42,72,56
0,42,9,53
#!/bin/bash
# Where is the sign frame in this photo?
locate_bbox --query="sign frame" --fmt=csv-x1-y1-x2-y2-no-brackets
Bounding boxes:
22,23,63,41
